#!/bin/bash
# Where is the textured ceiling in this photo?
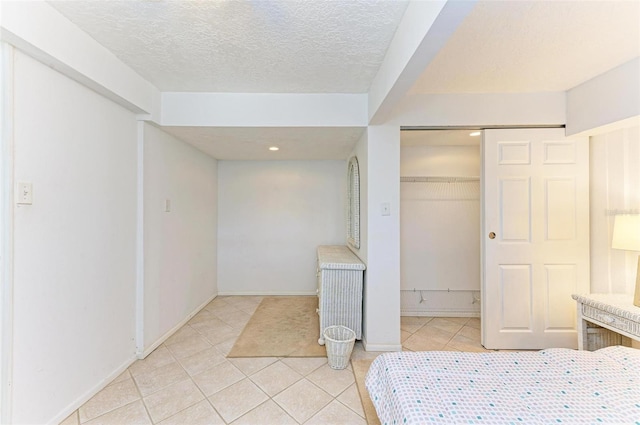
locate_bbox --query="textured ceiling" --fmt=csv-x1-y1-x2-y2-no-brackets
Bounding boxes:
160,126,364,160
49,0,409,93
410,0,640,94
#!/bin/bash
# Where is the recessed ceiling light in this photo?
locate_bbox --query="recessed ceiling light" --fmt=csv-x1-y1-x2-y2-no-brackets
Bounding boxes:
469,131,481,137
269,146,279,151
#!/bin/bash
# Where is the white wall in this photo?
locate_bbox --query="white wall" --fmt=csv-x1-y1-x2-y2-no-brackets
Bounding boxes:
590,124,640,294
217,161,346,294
346,126,403,350
400,144,481,316
400,145,480,176
390,92,566,127
361,126,402,351
142,123,218,352
11,51,137,424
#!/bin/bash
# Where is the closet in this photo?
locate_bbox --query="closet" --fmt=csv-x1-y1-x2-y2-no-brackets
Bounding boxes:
400,130,481,316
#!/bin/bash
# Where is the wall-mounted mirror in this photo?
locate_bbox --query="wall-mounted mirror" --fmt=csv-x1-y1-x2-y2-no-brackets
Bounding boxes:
347,156,360,249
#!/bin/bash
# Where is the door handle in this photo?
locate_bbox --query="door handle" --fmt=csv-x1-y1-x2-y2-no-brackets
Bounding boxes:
489,232,496,239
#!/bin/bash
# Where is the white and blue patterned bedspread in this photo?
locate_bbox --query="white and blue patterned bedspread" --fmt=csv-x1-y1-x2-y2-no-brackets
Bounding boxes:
365,346,640,424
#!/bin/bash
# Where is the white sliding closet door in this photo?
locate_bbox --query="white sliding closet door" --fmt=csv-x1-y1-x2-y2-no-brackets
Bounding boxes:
482,128,589,350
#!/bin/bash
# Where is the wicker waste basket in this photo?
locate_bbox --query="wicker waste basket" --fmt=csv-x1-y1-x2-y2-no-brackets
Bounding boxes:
323,325,356,370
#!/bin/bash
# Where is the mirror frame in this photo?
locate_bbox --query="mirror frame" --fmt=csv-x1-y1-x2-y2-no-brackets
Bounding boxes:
347,156,360,249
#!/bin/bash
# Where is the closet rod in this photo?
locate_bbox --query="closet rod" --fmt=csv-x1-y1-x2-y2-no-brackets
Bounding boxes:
400,176,479,183
405,288,480,293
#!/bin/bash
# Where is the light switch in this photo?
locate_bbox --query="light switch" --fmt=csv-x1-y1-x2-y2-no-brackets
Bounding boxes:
381,202,390,216
164,199,171,212
17,182,33,205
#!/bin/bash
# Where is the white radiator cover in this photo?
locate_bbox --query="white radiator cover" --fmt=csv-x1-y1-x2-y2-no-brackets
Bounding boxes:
317,245,365,344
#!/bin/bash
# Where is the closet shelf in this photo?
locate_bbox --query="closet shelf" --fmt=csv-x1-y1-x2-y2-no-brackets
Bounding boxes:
400,176,479,183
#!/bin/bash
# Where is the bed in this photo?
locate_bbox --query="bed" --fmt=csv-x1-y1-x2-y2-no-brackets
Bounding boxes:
365,346,640,424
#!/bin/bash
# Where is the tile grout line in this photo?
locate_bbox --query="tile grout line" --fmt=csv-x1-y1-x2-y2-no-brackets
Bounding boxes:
155,297,290,424
229,398,299,425
128,369,154,425
79,368,150,424
137,337,221,424
161,325,242,425
138,350,223,419
333,369,367,420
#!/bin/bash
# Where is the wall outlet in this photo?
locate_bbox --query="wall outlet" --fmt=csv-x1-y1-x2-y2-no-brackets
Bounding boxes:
17,182,33,205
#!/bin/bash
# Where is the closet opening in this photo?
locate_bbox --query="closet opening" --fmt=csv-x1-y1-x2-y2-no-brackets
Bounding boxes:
400,129,481,319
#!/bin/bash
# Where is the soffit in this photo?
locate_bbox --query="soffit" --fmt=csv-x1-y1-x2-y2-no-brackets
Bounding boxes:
401,129,481,147
159,126,365,160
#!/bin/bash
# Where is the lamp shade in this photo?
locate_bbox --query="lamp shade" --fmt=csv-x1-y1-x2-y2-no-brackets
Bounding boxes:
611,214,640,251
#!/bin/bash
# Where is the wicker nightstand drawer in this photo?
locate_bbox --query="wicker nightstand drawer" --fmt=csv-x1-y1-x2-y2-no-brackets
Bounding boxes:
582,304,640,338
573,294,640,350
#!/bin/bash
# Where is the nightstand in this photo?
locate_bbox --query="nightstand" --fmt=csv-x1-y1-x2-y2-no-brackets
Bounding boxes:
572,293,640,350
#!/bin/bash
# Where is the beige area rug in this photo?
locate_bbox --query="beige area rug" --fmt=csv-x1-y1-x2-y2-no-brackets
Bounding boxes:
352,359,381,425
227,296,327,357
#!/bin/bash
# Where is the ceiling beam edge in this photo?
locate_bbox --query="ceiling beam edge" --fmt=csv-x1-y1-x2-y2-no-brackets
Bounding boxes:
0,1,160,118
367,0,477,125
160,93,368,128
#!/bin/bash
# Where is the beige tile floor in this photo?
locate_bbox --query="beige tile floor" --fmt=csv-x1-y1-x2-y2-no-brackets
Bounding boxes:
60,297,484,425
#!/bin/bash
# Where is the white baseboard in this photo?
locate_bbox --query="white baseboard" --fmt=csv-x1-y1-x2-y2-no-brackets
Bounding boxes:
49,354,137,425
217,291,317,296
401,310,480,318
362,338,402,352
138,292,218,359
